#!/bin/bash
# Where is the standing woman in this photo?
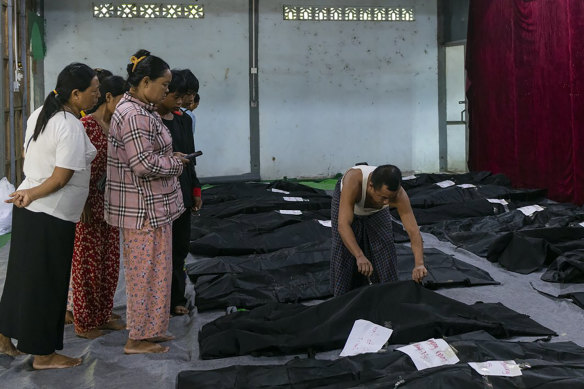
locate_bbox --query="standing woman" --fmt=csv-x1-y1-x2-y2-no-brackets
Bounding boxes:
105,50,187,354
0,63,99,369
70,75,127,339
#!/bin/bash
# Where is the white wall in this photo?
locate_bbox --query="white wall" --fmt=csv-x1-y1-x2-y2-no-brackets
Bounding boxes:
43,0,251,177
43,0,440,179
259,0,439,179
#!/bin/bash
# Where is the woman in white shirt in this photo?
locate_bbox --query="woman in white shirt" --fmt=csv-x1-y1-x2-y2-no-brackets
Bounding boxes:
0,63,99,369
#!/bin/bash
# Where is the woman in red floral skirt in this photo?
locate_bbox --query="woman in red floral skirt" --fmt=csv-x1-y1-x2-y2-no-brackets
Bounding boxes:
70,75,127,338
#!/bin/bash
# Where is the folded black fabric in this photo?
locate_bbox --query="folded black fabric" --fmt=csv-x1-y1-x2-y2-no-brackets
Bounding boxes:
396,245,499,289
190,209,331,241
187,240,331,283
194,265,332,311
200,195,332,218
182,331,583,389
189,240,332,310
190,219,332,256
203,180,328,205
487,228,584,274
422,204,584,258
401,171,510,193
565,292,584,309
393,199,506,225
541,250,584,283
198,281,555,359
187,243,497,311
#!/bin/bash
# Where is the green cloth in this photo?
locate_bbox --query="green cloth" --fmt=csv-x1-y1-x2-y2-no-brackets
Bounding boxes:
297,178,339,190
0,233,11,249
202,176,340,191
28,11,45,60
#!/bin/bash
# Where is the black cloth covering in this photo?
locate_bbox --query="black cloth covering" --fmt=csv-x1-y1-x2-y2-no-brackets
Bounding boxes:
487,228,584,274
565,292,584,309
190,209,331,241
190,219,332,256
180,332,584,389
202,180,328,205
542,249,584,283
198,281,555,359
187,243,498,311
190,240,332,310
199,195,332,219
396,245,498,289
397,199,507,225
421,204,584,258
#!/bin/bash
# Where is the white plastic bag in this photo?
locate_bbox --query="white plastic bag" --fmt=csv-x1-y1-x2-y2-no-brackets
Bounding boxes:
0,177,15,234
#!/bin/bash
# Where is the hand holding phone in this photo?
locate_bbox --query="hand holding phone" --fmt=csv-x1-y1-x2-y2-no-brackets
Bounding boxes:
185,150,203,160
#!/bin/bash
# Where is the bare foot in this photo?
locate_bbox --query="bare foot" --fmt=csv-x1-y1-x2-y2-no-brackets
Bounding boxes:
0,334,23,356
33,353,82,370
124,339,169,354
172,305,189,316
64,311,74,325
75,328,104,339
145,334,175,343
98,319,126,331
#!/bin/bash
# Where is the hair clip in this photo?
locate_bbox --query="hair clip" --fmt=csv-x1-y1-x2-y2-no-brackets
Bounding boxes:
130,55,147,72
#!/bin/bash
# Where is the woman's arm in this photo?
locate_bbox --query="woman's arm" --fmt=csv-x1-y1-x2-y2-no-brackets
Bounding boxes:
5,167,75,208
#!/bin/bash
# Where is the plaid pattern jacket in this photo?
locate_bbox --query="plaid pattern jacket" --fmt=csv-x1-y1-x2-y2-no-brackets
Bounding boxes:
104,92,184,229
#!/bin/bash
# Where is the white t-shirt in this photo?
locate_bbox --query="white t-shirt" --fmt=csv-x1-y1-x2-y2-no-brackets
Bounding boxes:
18,107,97,222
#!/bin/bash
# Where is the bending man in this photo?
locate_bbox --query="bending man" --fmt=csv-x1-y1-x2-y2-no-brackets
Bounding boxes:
331,164,427,296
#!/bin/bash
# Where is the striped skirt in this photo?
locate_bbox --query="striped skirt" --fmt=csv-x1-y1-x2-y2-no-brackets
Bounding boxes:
330,180,398,296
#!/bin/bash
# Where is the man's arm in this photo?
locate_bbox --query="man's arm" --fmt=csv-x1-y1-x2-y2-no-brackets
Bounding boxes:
394,188,427,283
337,169,374,277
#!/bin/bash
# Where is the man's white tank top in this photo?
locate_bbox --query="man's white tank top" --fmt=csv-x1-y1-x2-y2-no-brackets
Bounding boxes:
341,165,388,216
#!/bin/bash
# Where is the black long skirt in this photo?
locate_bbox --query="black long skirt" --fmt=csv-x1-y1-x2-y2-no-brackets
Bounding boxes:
0,206,75,355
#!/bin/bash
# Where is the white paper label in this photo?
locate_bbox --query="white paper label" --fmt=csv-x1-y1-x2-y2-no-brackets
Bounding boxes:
283,196,307,202
436,180,455,188
339,320,393,357
487,199,509,206
517,205,544,216
397,338,459,371
270,188,290,194
317,220,332,228
579,222,584,228
468,360,522,377
402,175,417,181
277,210,302,215
457,184,476,189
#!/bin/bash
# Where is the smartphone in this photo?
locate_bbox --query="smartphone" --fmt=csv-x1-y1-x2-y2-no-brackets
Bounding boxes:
185,150,203,160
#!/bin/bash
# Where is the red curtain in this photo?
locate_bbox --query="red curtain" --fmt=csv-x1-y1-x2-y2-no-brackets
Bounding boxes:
466,0,584,205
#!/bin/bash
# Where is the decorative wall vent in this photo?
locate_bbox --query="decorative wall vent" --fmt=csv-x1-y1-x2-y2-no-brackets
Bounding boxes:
283,6,414,21
93,3,204,19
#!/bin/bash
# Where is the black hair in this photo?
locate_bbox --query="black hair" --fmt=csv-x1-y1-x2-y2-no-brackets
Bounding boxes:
179,69,199,94
94,68,113,82
83,68,115,114
126,49,170,87
32,62,96,142
88,75,127,113
169,69,188,95
370,165,402,191
193,93,200,103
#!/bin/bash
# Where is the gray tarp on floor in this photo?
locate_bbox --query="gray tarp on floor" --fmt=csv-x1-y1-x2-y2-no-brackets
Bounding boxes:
1,229,584,388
